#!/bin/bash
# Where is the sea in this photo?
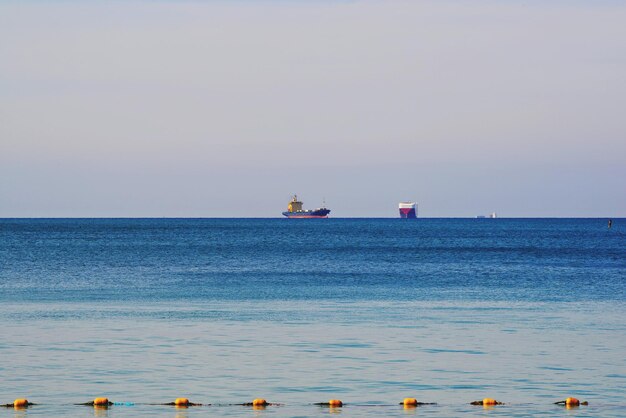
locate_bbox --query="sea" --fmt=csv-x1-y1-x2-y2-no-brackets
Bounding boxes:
0,218,624,417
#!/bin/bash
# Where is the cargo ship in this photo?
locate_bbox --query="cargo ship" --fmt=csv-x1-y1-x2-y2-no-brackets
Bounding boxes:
399,202,417,218
282,195,330,218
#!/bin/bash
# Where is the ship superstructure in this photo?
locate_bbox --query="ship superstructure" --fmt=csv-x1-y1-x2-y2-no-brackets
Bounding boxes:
399,202,417,218
282,195,330,218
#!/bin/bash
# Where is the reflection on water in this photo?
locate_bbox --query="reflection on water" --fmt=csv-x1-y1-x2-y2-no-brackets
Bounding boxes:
93,405,109,418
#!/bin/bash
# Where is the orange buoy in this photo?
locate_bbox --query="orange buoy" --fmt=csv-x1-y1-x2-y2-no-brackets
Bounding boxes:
565,397,580,406
328,399,343,407
555,397,587,407
403,398,418,407
13,399,28,408
470,398,502,406
174,398,190,407
252,398,268,407
93,397,109,406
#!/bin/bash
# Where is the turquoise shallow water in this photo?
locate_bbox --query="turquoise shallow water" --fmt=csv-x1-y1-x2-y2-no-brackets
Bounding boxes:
0,219,625,416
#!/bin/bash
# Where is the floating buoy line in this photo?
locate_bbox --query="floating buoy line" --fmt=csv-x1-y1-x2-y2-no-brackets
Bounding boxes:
1,396,590,410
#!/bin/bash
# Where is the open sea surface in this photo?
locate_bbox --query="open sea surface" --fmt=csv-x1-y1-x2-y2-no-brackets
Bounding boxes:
0,218,624,417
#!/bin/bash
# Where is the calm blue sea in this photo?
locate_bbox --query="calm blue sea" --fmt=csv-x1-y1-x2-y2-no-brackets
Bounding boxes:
0,218,624,417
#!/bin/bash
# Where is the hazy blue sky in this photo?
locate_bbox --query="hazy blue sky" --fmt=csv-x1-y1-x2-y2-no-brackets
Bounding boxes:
1,0,624,217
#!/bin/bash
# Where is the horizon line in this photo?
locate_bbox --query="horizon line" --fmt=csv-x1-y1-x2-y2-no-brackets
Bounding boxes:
0,216,621,220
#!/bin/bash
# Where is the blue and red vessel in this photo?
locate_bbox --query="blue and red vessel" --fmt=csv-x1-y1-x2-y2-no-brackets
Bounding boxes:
399,202,417,218
282,195,330,218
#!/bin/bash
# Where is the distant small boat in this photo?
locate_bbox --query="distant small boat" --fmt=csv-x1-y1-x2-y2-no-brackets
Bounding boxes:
399,202,417,219
282,195,330,218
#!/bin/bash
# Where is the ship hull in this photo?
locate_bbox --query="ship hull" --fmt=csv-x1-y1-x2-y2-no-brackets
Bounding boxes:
282,209,330,218
399,208,417,219
399,202,417,219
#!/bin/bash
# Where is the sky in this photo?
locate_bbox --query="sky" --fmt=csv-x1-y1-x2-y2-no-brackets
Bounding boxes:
1,0,625,217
